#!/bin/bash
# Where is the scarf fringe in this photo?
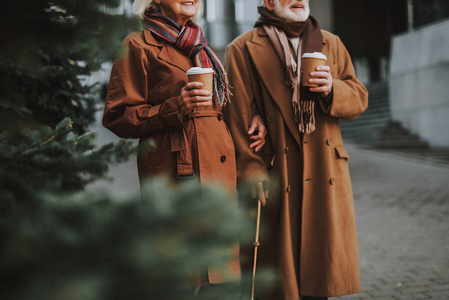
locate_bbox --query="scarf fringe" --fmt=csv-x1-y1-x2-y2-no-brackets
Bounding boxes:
201,43,231,106
295,100,316,134
212,74,231,106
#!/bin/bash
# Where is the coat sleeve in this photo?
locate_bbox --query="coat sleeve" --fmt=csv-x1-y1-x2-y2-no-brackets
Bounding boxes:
319,36,368,122
102,36,186,139
223,42,269,183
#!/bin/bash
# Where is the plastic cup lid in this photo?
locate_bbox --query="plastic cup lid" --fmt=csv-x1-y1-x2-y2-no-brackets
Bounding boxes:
186,67,214,75
302,52,327,60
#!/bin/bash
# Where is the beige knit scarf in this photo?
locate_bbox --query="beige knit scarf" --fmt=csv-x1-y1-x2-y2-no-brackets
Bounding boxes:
255,7,323,134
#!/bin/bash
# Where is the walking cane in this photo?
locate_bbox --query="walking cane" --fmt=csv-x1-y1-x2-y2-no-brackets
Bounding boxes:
251,199,262,300
251,182,265,300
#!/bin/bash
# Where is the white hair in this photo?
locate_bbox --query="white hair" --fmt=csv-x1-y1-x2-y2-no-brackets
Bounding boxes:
132,0,204,21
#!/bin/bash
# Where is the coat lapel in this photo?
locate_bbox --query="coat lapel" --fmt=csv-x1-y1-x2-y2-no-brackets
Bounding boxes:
158,46,192,72
143,30,192,73
246,28,302,145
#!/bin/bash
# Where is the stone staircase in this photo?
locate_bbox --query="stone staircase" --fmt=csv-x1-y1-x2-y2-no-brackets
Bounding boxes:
371,121,449,166
339,80,429,149
373,120,429,149
340,80,391,145
338,81,449,165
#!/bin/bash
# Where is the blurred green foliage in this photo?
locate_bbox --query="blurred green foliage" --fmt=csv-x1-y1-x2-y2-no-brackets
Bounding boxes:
0,117,154,214
0,1,275,299
0,179,252,300
0,0,139,133
0,0,142,207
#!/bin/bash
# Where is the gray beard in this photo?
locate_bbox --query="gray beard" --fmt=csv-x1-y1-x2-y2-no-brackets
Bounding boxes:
273,1,310,22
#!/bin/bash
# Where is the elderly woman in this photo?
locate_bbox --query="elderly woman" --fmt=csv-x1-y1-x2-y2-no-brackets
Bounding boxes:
103,0,265,185
102,0,265,297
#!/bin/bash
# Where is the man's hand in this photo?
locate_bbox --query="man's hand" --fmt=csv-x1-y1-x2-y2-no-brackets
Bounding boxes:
248,114,267,152
252,181,268,206
308,65,333,98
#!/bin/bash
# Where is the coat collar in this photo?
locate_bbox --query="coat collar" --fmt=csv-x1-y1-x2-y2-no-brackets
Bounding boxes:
247,28,298,145
143,29,192,73
143,29,163,46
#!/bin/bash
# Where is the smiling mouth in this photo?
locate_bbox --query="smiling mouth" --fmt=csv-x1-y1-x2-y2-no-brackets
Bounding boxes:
181,1,194,5
291,3,305,9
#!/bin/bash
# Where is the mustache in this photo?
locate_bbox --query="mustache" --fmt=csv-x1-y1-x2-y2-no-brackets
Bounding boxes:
288,1,307,6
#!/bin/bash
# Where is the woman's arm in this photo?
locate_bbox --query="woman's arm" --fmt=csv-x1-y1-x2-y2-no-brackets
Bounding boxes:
102,36,189,139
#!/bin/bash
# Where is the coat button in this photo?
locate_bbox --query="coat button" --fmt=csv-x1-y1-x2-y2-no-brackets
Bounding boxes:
326,138,332,146
285,147,289,153
220,156,226,163
286,186,291,192
330,177,335,185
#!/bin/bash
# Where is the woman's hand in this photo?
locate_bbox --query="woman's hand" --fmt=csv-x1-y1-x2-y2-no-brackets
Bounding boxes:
308,65,333,98
248,114,267,152
178,82,212,116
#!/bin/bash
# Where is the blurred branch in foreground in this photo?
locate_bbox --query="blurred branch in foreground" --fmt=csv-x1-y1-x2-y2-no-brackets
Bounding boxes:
0,179,258,300
0,0,138,133
0,118,154,215
0,0,143,213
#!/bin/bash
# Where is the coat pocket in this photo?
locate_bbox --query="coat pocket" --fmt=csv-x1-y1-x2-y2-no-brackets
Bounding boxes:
334,145,350,160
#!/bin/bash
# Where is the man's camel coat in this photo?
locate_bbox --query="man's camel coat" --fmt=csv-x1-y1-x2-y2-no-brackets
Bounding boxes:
224,28,368,298
102,31,239,285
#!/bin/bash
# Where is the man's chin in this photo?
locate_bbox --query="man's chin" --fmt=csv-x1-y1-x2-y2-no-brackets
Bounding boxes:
284,8,310,22
285,13,309,22
288,7,310,22
273,3,310,22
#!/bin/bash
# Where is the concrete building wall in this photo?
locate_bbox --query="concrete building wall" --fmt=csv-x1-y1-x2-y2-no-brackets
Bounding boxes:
234,0,261,35
204,0,233,49
389,19,449,147
309,0,333,32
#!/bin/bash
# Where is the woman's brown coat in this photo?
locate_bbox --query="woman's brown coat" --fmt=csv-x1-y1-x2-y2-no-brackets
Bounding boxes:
102,30,239,285
224,28,368,298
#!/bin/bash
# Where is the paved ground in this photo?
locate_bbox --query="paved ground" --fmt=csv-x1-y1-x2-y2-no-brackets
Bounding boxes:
89,114,449,299
336,144,449,300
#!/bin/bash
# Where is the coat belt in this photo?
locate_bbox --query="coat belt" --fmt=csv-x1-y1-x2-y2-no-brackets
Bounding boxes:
170,110,222,178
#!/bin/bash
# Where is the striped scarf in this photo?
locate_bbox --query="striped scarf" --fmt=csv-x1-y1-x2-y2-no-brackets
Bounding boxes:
143,10,230,106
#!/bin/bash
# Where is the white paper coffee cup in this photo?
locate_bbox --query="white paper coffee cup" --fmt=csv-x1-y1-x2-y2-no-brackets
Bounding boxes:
302,52,327,87
186,67,214,93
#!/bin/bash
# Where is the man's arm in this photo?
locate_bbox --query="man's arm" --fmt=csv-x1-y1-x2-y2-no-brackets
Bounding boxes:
318,36,369,122
223,41,269,183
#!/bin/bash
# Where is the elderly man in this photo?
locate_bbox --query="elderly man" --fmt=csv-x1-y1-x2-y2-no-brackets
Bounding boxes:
224,0,368,299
